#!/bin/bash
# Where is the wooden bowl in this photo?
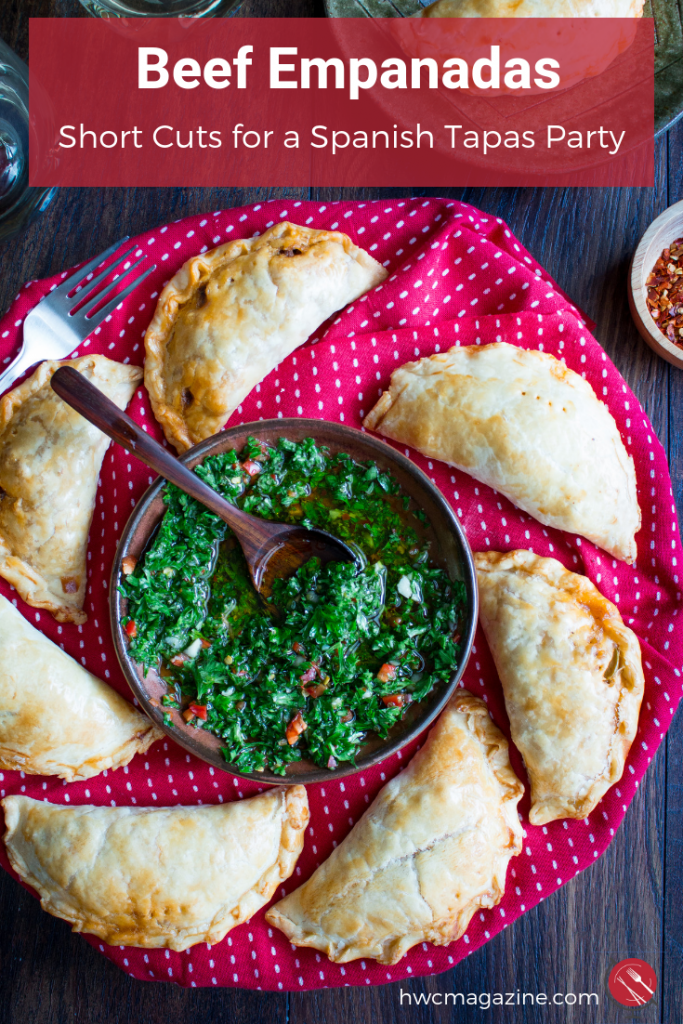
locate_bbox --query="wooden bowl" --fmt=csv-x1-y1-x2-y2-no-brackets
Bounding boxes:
629,199,683,369
110,418,478,786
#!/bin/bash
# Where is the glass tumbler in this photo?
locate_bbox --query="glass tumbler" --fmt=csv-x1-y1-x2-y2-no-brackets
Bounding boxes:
0,37,55,243
78,0,241,15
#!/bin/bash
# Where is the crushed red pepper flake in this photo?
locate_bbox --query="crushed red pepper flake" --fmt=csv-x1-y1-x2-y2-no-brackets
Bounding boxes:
646,236,683,347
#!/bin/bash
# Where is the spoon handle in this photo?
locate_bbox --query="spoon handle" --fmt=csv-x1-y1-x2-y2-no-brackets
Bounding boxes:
50,366,279,545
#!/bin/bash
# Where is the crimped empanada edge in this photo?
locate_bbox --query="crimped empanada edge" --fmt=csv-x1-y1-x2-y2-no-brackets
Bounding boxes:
2,786,309,951
0,357,143,622
267,692,524,964
0,541,88,623
440,692,524,944
363,343,641,564
0,717,162,782
0,355,142,437
143,239,244,453
144,222,387,453
528,618,644,825
475,549,645,824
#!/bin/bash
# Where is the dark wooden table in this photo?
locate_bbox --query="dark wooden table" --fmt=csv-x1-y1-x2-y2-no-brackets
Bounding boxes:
1,3,681,1023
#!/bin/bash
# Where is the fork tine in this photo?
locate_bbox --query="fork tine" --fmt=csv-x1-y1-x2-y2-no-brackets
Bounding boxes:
69,245,139,312
77,255,146,319
79,263,157,333
49,237,130,299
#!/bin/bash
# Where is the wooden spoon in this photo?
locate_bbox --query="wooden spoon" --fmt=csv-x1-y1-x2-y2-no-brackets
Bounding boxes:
51,366,358,597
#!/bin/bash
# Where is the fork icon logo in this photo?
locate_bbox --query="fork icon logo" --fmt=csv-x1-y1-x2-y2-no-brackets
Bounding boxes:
608,958,657,1007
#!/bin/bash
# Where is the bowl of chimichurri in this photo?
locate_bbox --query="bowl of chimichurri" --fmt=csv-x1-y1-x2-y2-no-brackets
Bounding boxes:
110,419,477,784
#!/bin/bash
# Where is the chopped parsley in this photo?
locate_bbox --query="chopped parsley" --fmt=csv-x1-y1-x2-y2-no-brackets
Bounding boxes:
121,437,467,774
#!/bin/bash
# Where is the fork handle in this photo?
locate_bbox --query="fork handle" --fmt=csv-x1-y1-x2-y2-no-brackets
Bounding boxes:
0,347,38,397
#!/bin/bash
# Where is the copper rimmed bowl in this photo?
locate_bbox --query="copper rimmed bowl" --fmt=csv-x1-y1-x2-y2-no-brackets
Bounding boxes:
110,419,478,785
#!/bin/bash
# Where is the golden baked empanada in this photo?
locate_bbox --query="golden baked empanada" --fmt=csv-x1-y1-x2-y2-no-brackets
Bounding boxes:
0,593,159,780
364,342,640,563
475,549,645,824
266,692,523,964
3,786,309,951
0,355,141,623
144,222,388,452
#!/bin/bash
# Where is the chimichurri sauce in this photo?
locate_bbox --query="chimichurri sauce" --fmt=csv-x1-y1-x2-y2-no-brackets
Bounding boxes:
121,437,467,775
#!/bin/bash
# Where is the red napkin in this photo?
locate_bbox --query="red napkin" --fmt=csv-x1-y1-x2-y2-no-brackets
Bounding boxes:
0,199,679,991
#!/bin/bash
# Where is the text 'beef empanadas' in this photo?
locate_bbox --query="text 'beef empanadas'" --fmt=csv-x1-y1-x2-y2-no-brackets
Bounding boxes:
0,355,142,623
3,786,309,950
475,549,645,824
364,342,640,563
144,222,388,452
0,593,159,780
266,692,523,964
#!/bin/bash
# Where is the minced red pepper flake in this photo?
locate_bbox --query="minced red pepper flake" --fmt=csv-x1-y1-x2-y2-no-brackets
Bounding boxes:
189,703,208,720
646,237,683,346
124,619,137,638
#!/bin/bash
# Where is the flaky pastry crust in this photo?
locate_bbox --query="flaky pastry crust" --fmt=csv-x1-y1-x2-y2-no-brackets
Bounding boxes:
2,786,309,950
475,549,645,824
144,222,387,452
0,356,141,623
364,342,640,563
0,594,160,780
266,692,523,964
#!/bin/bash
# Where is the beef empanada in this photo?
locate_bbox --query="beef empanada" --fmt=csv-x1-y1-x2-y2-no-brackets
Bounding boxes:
144,222,388,452
0,355,142,623
475,549,645,824
266,692,523,965
2,786,309,951
364,342,640,563
0,593,160,780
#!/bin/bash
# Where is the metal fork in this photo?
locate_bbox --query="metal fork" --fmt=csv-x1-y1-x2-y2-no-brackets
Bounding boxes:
0,238,157,395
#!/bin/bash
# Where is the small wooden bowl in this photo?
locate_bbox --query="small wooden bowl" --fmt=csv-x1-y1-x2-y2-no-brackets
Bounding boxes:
110,418,478,786
629,199,683,369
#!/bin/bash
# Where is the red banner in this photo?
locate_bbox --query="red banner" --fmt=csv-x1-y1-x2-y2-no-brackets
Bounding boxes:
29,18,654,187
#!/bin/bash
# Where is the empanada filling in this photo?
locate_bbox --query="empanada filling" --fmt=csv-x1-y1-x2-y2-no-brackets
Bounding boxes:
60,576,80,594
603,645,621,681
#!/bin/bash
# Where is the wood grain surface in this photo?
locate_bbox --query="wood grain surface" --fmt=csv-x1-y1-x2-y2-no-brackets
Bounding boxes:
0,3,681,1023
